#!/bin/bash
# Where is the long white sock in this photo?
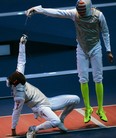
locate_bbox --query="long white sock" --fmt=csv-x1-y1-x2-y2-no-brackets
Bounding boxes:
35,121,53,132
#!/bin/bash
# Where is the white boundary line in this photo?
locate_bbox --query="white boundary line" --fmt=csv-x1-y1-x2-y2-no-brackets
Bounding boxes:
0,2,116,17
0,66,116,82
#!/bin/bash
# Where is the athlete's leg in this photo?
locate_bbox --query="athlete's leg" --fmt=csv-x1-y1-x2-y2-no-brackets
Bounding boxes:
27,106,67,137
35,106,67,132
48,95,80,122
76,47,92,123
91,48,107,122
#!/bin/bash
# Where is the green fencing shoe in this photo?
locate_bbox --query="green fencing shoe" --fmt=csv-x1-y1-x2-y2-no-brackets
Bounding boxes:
96,110,108,122
84,107,93,123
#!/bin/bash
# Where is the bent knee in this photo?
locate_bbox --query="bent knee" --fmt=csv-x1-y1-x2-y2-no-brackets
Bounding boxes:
69,95,80,105
75,96,80,104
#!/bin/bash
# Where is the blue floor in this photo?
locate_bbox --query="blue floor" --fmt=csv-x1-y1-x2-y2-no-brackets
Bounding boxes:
13,127,116,138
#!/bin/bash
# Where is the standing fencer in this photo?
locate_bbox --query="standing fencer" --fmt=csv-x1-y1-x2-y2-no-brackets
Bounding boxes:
6,35,80,138
26,0,113,123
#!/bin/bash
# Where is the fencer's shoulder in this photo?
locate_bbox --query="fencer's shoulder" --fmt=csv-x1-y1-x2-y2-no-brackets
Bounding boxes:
25,82,35,89
92,7,102,16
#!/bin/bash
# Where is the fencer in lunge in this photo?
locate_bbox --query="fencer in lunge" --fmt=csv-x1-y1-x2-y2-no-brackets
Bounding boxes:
6,35,80,137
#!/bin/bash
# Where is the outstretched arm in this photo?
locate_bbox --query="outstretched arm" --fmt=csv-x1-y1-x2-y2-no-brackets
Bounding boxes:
26,5,76,20
16,34,27,74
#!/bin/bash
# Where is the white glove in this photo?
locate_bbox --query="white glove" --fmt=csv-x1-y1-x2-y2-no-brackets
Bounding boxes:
26,5,42,17
20,34,27,44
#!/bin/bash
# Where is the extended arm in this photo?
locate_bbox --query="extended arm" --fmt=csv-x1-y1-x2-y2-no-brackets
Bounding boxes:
16,35,27,74
26,5,76,20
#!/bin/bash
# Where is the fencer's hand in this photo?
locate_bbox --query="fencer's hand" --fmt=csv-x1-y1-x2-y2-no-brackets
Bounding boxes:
26,8,36,17
25,5,42,17
107,51,113,63
20,34,27,44
11,129,17,136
